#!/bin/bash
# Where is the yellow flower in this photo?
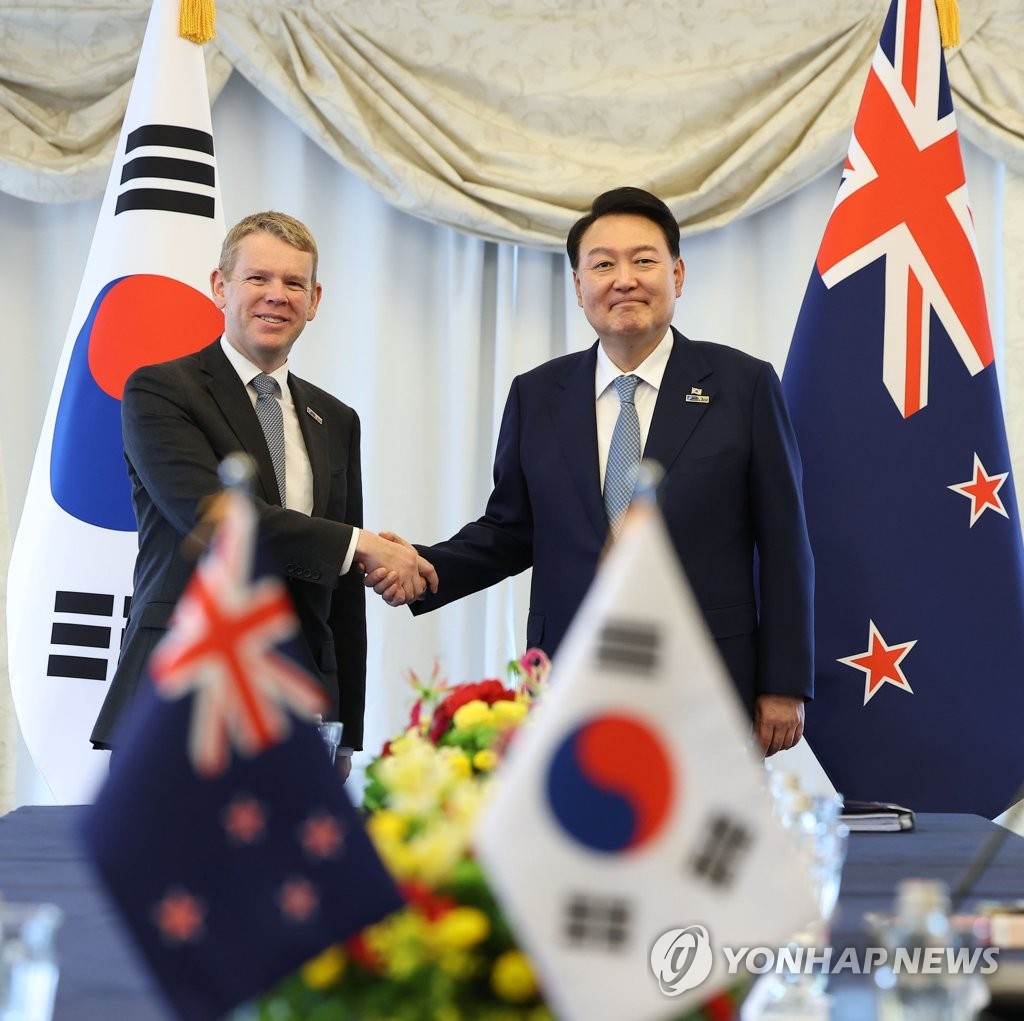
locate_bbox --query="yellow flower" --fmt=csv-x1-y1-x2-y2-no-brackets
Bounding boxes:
491,950,539,1002
387,731,420,757
473,748,500,772
373,837,420,881
432,906,490,949
452,699,493,729
438,745,473,781
407,820,465,884
366,809,408,845
364,911,430,980
436,948,479,980
299,944,346,988
491,700,527,727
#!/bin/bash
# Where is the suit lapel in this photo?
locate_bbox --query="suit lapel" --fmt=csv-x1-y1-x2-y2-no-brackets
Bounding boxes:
290,376,330,517
198,341,281,505
550,344,608,543
644,328,714,474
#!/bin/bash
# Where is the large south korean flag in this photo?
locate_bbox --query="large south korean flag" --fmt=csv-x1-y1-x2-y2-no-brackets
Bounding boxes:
6,0,225,803
476,502,818,1021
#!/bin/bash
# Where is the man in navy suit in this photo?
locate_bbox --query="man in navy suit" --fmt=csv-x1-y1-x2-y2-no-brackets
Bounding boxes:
371,188,813,755
91,211,437,762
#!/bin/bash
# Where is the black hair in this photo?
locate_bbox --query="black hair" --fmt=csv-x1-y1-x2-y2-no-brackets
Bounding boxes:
566,187,680,269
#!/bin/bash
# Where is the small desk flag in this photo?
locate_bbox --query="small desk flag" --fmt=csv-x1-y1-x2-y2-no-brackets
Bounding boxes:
80,486,403,1021
476,505,817,1021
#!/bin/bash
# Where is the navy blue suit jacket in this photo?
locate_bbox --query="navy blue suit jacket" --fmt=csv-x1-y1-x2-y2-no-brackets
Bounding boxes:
414,329,813,713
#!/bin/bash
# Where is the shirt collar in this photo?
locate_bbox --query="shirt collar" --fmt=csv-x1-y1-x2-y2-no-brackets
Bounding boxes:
220,335,290,394
595,328,674,399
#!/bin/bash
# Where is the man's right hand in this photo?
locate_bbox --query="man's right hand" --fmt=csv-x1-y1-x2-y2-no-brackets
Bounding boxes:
356,530,437,606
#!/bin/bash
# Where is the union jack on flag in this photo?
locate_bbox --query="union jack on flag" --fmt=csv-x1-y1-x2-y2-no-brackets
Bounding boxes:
816,0,992,419
150,487,327,775
81,479,403,1021
783,0,1024,816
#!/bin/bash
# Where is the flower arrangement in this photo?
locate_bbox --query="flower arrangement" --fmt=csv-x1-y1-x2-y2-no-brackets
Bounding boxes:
255,652,746,1021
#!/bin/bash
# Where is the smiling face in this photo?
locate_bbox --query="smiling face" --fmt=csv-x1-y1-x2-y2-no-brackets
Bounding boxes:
211,231,323,372
573,213,684,367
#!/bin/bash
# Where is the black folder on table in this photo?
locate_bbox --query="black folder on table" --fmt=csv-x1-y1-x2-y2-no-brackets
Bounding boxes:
840,799,916,832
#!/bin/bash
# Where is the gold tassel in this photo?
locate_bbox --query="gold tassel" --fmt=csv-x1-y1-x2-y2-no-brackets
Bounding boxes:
179,0,216,44
935,0,960,49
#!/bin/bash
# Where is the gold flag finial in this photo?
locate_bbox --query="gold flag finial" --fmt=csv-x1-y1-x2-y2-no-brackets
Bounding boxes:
179,0,216,44
935,0,960,49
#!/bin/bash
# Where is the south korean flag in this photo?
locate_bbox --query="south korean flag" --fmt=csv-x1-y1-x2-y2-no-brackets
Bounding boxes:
476,495,819,1021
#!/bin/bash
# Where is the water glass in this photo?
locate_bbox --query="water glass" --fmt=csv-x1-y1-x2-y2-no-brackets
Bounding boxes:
0,902,62,1021
317,721,344,764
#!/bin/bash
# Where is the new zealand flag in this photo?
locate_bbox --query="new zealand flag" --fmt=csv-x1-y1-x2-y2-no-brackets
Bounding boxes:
783,0,1024,816
80,487,403,1021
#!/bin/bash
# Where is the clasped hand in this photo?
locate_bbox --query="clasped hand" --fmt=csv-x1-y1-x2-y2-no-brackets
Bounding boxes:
357,531,437,606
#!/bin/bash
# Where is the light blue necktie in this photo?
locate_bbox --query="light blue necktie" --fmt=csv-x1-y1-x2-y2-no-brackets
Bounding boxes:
250,373,287,507
604,374,641,535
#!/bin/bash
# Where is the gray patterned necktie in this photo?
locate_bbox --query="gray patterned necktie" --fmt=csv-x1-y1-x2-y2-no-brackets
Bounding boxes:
250,373,287,507
604,374,641,535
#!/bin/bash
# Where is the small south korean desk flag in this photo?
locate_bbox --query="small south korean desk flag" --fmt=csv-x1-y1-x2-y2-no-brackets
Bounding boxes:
476,498,818,1021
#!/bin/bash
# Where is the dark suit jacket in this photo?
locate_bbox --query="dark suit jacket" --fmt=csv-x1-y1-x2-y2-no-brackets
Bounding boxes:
413,328,813,714
90,340,367,749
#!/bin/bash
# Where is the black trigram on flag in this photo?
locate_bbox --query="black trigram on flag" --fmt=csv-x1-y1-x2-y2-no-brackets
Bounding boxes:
689,811,754,888
596,619,661,676
562,892,632,951
47,590,131,681
116,124,215,218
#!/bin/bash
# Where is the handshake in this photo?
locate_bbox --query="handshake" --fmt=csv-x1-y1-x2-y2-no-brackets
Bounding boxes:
355,530,437,607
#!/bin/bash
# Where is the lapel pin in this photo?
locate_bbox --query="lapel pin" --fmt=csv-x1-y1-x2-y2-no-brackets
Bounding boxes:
686,392,711,404
690,387,703,395
306,406,323,425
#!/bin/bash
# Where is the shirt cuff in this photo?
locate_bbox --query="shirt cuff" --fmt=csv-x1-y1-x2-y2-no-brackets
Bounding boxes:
339,527,360,576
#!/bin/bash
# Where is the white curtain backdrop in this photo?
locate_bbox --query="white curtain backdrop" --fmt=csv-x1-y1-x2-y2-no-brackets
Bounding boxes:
1,71,1019,805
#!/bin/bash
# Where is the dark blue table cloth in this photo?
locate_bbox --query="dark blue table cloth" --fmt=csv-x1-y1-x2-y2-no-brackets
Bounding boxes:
1,806,1022,1020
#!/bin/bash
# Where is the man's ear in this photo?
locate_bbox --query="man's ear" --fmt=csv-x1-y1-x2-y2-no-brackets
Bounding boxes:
210,267,226,308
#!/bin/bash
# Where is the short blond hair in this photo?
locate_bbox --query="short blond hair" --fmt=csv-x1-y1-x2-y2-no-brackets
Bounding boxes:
219,211,319,285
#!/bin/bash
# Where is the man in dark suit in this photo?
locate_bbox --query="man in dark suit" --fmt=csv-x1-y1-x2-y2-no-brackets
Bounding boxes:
91,211,437,763
370,188,813,755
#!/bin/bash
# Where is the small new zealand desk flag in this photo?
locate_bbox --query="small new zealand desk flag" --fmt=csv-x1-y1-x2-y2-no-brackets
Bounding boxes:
80,487,402,1021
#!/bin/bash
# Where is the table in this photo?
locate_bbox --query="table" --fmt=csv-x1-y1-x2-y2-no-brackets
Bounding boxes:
1,806,1023,1020
0,805,168,1021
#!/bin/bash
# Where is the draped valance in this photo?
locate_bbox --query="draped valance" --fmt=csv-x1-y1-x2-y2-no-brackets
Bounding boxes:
1,0,1021,246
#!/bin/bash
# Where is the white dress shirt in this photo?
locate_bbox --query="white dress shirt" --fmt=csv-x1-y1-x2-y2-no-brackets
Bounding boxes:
595,330,673,490
220,337,358,573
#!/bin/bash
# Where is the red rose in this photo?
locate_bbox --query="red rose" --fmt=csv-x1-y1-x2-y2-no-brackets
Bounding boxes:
428,680,515,742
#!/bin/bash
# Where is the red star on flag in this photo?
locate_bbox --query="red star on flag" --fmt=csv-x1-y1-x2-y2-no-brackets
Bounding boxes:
278,877,320,922
222,794,267,845
947,453,1009,527
838,620,916,705
152,888,206,944
300,812,346,860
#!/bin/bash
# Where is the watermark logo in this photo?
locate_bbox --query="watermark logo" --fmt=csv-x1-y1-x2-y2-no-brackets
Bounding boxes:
649,925,715,996
649,926,1000,997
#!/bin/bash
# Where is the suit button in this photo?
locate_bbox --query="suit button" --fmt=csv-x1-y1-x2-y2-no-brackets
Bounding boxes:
312,570,321,581
303,568,313,579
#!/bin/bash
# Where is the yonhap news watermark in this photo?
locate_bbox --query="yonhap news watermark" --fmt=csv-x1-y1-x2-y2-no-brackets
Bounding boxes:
649,925,999,997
